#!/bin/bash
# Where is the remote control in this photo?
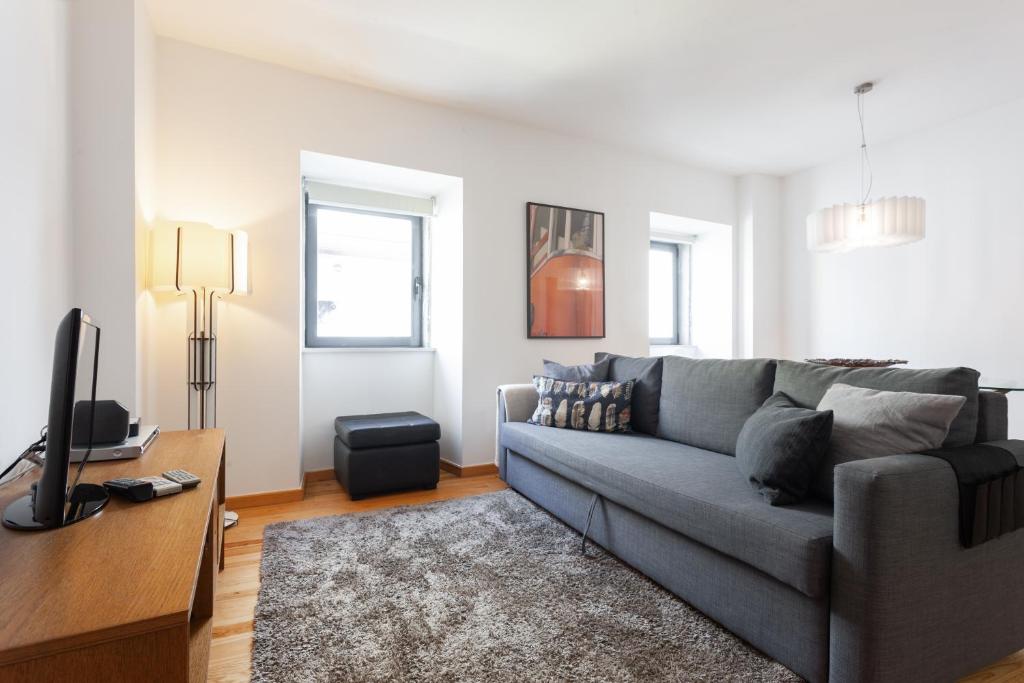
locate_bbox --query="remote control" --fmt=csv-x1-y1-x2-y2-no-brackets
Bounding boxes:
137,475,183,497
162,469,201,489
104,478,155,502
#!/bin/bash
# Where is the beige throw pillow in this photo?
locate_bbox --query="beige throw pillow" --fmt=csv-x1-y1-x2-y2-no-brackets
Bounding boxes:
812,383,967,500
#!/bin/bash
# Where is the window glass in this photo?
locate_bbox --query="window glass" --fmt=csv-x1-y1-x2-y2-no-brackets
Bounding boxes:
306,203,422,347
649,245,677,342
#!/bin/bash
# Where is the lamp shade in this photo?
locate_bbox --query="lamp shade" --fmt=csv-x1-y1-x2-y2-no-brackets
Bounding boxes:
149,222,250,294
806,196,925,253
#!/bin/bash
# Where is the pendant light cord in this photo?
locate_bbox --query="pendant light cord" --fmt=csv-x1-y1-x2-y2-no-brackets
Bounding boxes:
857,88,873,207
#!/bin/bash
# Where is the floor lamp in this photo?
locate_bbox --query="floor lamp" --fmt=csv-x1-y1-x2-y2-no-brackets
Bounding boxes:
150,222,250,527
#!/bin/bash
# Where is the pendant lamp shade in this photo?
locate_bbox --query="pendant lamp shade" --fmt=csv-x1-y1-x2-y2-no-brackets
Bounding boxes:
806,196,926,253
806,82,925,253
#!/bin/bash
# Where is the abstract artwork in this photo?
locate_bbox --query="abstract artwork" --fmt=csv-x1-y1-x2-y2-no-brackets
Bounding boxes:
526,202,605,338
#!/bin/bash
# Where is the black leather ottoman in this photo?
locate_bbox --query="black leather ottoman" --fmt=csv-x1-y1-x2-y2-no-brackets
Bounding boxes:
333,412,441,500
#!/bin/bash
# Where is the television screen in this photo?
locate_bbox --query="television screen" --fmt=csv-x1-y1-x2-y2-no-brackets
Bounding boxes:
4,309,103,529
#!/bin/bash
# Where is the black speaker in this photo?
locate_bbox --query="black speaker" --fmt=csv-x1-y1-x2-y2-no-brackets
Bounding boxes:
71,400,130,446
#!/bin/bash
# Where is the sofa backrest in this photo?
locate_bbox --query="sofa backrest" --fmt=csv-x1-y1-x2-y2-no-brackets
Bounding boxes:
656,357,777,455
773,360,980,447
977,391,1008,442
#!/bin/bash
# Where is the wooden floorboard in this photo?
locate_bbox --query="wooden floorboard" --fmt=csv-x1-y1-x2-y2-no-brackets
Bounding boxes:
208,472,1024,682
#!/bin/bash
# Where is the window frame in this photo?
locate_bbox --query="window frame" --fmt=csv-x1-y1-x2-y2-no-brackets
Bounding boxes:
648,240,691,346
305,198,424,348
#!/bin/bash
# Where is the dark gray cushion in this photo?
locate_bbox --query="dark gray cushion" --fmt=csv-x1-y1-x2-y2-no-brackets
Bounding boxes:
500,422,834,597
773,360,980,447
334,411,440,448
656,357,777,455
736,392,834,506
542,357,610,382
594,353,663,435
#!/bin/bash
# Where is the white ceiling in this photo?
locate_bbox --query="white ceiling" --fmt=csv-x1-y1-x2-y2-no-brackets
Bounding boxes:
146,0,1024,175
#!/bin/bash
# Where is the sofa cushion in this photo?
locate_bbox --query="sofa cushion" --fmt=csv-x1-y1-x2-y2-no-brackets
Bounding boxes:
812,383,966,500
773,360,980,448
500,422,834,598
737,392,834,506
656,357,777,455
594,353,663,435
542,357,610,382
528,376,634,432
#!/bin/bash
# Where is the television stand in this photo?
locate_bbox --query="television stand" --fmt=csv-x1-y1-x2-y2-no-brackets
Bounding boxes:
0,429,226,681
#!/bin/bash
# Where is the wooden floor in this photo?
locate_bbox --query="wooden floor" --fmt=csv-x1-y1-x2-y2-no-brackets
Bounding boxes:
209,473,1024,683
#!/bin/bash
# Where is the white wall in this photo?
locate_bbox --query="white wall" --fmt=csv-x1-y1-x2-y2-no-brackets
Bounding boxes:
781,95,1024,436
69,0,139,412
736,174,783,358
153,38,737,494
690,225,734,359
0,0,72,474
302,351,435,471
134,0,158,422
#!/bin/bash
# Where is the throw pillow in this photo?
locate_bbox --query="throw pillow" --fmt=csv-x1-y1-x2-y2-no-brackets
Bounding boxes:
528,376,634,432
594,353,663,435
542,357,610,382
736,392,834,506
812,383,967,500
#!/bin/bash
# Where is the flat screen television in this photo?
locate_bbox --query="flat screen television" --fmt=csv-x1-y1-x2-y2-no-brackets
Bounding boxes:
2,308,108,530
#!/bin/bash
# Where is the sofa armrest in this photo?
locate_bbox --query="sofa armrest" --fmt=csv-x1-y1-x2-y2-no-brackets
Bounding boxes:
830,441,1024,683
496,384,538,479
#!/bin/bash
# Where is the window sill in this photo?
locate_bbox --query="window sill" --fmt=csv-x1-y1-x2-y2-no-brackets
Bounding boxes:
302,346,436,354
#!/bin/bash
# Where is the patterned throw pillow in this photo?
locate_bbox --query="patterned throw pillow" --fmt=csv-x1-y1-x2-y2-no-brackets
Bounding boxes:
528,376,634,432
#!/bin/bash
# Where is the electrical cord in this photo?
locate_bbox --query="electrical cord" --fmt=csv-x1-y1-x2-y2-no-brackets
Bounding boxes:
857,88,874,206
0,427,47,488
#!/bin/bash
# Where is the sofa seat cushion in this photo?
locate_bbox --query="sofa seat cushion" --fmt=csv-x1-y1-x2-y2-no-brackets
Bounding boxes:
500,422,834,598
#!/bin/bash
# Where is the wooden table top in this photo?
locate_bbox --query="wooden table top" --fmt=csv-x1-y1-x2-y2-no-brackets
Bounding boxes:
0,429,225,666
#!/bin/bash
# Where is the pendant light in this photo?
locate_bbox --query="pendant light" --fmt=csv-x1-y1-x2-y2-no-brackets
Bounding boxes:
806,82,925,253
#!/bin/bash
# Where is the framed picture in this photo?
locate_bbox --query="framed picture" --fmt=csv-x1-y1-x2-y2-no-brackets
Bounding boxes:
526,202,605,338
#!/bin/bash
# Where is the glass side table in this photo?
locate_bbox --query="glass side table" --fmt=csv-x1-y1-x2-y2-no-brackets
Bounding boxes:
979,379,1024,395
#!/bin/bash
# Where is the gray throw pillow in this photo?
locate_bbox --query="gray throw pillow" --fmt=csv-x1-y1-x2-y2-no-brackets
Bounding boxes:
812,383,967,500
542,357,610,382
736,392,834,506
528,376,634,432
594,353,663,435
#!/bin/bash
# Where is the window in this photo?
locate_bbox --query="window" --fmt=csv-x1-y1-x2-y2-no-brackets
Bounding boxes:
649,240,690,345
305,201,424,347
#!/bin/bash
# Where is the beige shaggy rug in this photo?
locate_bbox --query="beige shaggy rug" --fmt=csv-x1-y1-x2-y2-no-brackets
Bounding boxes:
252,489,800,682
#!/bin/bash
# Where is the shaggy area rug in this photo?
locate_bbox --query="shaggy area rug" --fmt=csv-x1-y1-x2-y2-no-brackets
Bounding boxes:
252,489,800,682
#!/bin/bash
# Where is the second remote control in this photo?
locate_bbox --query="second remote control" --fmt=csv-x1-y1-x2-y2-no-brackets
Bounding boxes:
162,469,201,488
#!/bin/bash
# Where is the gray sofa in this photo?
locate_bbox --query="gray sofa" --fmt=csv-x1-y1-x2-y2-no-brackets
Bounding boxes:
496,357,1024,682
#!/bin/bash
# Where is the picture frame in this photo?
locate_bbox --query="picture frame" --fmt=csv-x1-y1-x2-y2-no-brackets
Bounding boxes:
526,202,606,339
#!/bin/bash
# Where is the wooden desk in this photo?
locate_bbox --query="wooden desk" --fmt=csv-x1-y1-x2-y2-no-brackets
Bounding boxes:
0,429,226,682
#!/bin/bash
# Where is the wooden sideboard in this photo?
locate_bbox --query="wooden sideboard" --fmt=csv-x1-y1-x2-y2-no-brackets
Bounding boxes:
0,429,226,682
